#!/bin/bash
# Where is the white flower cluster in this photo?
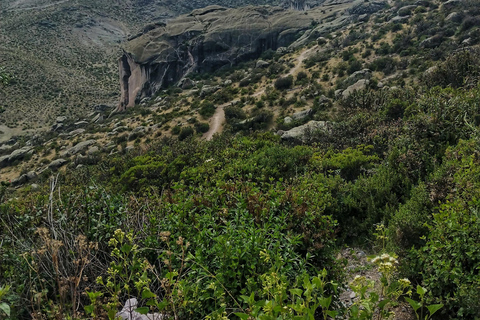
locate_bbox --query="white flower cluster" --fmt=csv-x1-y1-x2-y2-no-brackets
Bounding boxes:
371,253,398,274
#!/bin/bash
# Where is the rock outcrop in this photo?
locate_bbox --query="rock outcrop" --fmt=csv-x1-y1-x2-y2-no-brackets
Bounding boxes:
117,0,386,110
278,120,329,141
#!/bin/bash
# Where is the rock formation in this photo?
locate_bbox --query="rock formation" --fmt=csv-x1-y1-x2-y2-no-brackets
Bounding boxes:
117,1,387,111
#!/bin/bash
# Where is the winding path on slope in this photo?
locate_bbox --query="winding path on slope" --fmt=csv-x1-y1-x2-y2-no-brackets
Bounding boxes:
203,45,318,141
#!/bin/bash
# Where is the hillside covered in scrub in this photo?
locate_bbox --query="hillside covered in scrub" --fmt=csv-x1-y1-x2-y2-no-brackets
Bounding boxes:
1,0,480,319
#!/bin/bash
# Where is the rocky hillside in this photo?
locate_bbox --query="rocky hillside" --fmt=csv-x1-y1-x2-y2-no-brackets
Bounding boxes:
0,0,322,132
118,0,382,110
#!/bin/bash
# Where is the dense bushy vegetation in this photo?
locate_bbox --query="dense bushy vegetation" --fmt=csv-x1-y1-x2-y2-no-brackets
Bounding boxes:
3,74,480,318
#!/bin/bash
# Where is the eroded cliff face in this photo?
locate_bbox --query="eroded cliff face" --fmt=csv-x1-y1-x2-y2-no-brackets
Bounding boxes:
117,1,385,110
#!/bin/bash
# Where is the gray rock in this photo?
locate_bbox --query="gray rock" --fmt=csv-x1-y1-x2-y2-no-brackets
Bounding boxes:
69,128,86,136
344,69,371,86
318,95,330,104
31,183,40,190
178,78,195,89
8,146,34,162
256,60,270,68
390,15,410,22
0,143,17,154
26,171,37,180
48,158,68,170
94,104,111,112
116,298,163,320
357,14,369,22
342,79,370,98
200,85,221,98
292,108,313,121
91,113,102,123
75,121,89,127
87,146,99,155
1,155,11,168
224,79,232,86
420,35,443,48
398,5,417,16
279,121,329,141
284,116,293,124
11,174,28,186
112,126,129,133
128,126,146,140
349,292,356,299
349,0,387,15
51,123,64,132
56,116,67,123
446,12,463,23
64,140,96,156
442,0,462,10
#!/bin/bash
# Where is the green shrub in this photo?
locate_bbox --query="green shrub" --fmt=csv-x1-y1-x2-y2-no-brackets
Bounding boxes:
178,127,194,140
224,106,247,124
199,101,216,118
171,125,181,135
274,75,293,90
194,122,210,133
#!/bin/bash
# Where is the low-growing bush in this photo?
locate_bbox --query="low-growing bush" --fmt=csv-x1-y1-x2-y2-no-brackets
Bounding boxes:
274,75,293,90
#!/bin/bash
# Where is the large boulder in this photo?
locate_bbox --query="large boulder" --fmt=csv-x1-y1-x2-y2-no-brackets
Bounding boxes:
63,140,97,156
8,146,34,162
48,158,68,170
344,69,372,87
279,120,329,141
342,79,370,98
292,108,313,121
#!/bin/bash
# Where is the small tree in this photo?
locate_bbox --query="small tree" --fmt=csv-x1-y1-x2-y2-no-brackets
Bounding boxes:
274,75,293,90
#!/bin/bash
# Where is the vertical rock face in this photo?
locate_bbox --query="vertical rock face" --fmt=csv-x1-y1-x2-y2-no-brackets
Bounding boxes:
289,0,309,11
116,1,386,111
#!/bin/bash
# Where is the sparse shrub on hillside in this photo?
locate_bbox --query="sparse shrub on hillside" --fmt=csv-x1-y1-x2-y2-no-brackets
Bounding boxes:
460,16,480,31
178,127,194,140
199,100,216,118
274,75,293,90
194,122,210,133
347,59,363,75
368,57,397,75
171,125,181,135
296,71,308,85
304,51,331,68
225,106,247,124
423,49,480,88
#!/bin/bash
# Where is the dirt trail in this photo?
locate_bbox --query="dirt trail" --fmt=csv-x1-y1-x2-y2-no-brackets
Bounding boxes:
287,45,318,76
203,45,318,141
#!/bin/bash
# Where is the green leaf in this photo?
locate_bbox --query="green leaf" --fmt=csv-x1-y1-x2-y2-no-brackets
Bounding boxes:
84,305,94,315
235,312,250,320
142,288,156,299
0,303,10,316
136,307,149,314
327,310,338,318
318,296,332,309
290,289,303,297
417,285,427,296
405,297,421,312
427,304,443,316
378,299,390,309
